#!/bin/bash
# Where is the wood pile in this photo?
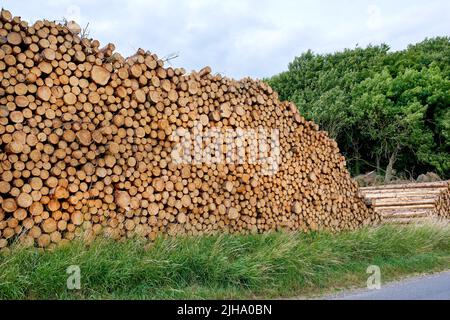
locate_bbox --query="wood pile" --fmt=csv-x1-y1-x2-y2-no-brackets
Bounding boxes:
360,181,450,224
434,183,450,219
0,9,378,249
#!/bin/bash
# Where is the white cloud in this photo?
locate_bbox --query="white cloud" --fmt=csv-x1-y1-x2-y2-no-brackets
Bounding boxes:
2,0,450,78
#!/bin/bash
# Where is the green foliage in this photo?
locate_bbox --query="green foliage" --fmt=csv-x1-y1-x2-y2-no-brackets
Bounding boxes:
267,37,450,179
0,224,449,299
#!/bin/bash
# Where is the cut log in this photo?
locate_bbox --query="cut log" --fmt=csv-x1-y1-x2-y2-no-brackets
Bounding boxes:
17,193,33,208
91,65,111,86
37,86,52,101
7,32,22,45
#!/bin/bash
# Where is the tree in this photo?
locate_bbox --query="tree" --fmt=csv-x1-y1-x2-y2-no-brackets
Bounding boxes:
352,69,430,181
267,37,450,179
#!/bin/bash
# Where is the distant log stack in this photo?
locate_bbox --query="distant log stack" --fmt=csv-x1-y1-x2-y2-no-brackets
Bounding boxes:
0,9,379,249
360,181,450,224
434,183,450,220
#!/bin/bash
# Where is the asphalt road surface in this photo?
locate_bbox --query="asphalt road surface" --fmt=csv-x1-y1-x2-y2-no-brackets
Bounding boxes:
325,271,450,300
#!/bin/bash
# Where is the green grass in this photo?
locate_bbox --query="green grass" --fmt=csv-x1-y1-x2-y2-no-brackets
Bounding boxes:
0,223,449,299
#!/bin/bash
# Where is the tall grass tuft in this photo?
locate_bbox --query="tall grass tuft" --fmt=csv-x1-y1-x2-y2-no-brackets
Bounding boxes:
0,223,449,299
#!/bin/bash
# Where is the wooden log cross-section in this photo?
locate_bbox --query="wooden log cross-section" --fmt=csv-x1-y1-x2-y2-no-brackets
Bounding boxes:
360,181,450,224
0,9,380,249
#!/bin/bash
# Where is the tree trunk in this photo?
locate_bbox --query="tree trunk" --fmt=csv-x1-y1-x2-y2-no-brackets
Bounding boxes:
354,158,361,176
385,149,399,183
376,154,381,176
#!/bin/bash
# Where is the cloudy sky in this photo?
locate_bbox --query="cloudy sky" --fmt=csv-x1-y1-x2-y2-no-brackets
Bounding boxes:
2,0,449,79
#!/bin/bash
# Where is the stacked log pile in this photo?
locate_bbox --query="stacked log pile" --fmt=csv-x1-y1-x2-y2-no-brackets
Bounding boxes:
360,181,450,224
0,9,378,249
434,183,450,220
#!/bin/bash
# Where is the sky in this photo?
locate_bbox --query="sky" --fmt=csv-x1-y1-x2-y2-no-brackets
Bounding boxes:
2,0,449,79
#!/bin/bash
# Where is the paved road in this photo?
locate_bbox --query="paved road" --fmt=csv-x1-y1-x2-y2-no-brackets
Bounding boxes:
325,271,450,300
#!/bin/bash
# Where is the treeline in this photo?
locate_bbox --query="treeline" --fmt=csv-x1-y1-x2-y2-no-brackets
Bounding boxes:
267,37,450,181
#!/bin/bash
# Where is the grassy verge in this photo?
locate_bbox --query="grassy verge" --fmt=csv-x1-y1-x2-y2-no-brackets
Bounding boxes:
0,223,449,299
